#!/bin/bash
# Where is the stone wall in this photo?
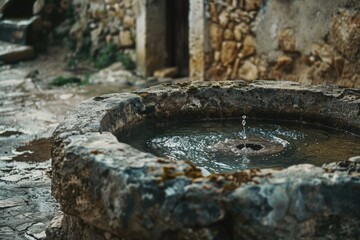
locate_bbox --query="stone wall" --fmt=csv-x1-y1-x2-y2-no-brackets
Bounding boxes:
205,0,360,88
69,0,135,55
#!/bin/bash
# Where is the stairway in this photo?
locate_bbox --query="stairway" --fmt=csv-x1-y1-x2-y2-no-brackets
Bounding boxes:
0,0,42,63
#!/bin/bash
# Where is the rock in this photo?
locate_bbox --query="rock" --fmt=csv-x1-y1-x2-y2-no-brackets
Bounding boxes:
220,41,238,66
0,226,15,239
207,65,227,81
153,67,178,78
218,10,229,27
333,53,345,76
235,22,249,35
214,51,220,62
245,0,262,11
349,156,360,164
0,198,22,208
279,29,296,52
275,55,293,71
331,9,360,61
118,30,134,47
307,61,336,84
210,23,223,50
311,43,334,65
46,213,65,240
89,63,135,85
33,0,45,14
223,28,234,40
114,7,125,19
234,24,243,41
236,9,252,23
241,35,255,58
90,24,103,54
27,222,46,239
0,41,34,63
238,60,258,80
123,0,132,8
230,58,241,79
209,2,218,22
0,17,40,45
123,15,135,29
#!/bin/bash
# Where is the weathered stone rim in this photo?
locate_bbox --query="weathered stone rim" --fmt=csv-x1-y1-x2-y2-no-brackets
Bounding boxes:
51,80,360,239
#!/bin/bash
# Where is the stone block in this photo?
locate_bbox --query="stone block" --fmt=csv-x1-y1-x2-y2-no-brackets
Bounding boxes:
238,60,258,80
118,30,134,48
210,23,223,50
331,9,360,61
311,43,334,65
241,35,255,58
221,41,238,66
279,29,296,52
0,40,34,63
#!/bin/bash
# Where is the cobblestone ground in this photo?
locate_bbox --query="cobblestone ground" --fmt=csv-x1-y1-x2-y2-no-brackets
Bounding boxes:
0,58,84,239
0,161,58,240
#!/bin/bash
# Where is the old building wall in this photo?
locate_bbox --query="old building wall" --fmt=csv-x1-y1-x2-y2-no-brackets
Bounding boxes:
205,0,360,88
69,0,136,55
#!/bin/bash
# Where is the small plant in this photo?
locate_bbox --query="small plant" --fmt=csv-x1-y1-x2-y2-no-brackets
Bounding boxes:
117,53,136,70
50,76,82,86
93,43,118,69
93,43,136,70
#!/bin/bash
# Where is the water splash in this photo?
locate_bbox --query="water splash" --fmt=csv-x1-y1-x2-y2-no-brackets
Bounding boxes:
241,115,248,152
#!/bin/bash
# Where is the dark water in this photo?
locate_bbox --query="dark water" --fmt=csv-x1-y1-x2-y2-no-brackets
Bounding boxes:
118,119,360,175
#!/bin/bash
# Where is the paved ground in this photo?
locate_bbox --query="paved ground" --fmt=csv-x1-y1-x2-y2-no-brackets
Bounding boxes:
0,46,149,239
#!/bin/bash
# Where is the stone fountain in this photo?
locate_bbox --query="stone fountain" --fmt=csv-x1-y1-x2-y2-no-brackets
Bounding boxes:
47,80,360,240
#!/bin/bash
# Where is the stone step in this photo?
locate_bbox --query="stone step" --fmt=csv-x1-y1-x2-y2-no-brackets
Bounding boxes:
0,40,34,63
0,16,41,45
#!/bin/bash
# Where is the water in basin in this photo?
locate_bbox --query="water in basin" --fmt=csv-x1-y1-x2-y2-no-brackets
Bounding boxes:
118,119,360,175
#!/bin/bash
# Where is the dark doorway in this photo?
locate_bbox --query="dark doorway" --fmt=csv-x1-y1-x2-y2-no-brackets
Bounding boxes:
165,0,189,77
2,0,36,18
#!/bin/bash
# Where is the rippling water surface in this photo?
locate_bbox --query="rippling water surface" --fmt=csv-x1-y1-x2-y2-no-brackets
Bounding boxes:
118,119,360,174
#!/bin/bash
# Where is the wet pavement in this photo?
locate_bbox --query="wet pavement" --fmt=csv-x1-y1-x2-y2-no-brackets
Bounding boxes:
0,50,86,239
0,46,150,239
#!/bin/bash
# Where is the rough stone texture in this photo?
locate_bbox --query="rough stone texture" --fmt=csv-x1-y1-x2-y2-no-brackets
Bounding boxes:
50,81,360,239
204,0,360,87
332,9,360,62
68,0,135,54
331,9,360,88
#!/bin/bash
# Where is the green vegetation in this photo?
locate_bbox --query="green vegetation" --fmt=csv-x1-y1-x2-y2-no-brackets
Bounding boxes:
93,43,118,69
117,52,136,70
50,76,82,87
67,43,136,71
94,43,136,70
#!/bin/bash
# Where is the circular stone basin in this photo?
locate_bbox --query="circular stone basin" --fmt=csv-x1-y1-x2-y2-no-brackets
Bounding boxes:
50,81,360,240
119,120,360,175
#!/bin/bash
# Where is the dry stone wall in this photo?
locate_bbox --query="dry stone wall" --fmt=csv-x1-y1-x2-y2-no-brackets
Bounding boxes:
205,0,360,88
69,0,135,55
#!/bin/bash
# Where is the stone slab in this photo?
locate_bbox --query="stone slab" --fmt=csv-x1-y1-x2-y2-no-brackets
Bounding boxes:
0,40,34,63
